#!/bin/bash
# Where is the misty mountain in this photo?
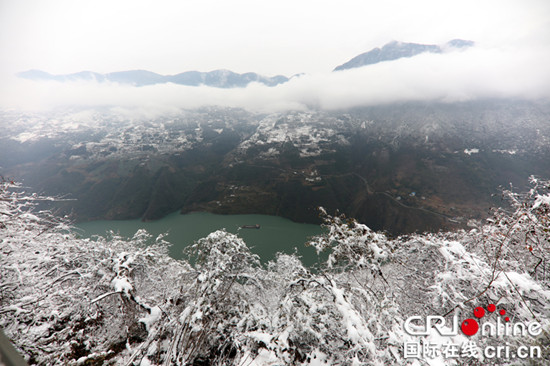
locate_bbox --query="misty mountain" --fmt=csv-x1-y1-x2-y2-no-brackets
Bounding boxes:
16,69,291,88
2,100,550,235
333,39,474,71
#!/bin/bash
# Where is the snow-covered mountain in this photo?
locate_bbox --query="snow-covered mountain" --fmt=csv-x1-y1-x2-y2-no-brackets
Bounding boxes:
16,69,291,88
2,100,550,234
333,39,474,71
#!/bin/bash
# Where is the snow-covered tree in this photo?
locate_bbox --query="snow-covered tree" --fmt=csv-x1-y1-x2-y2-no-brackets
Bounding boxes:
1,177,550,365
0,180,189,364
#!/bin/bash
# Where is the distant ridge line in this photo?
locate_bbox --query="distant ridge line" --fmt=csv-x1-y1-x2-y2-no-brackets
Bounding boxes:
333,39,475,71
17,39,475,87
16,69,292,88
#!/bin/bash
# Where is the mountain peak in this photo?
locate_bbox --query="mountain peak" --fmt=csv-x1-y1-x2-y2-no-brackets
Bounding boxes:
333,39,474,71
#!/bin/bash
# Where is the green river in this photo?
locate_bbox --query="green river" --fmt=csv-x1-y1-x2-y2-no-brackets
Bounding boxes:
76,212,325,267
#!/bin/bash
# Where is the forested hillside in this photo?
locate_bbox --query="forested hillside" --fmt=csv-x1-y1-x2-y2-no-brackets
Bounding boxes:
3,101,550,235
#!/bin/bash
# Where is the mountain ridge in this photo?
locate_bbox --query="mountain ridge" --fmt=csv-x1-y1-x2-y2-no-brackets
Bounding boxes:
333,39,474,71
17,68,292,88
18,39,475,87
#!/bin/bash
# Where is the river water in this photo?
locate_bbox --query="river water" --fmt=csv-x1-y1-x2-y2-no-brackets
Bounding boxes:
76,211,324,267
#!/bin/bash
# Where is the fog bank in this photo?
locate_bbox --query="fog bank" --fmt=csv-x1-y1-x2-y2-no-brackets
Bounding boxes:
1,45,549,114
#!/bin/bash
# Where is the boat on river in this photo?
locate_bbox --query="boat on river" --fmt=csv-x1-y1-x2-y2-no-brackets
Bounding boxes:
240,224,261,229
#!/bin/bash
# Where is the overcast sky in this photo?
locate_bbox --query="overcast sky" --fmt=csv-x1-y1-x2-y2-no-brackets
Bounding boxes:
1,0,549,111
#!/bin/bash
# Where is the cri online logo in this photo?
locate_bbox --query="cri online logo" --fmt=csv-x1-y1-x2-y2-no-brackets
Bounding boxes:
404,303,542,337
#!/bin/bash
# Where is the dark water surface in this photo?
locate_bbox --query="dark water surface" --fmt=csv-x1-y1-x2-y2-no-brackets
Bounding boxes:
76,212,324,267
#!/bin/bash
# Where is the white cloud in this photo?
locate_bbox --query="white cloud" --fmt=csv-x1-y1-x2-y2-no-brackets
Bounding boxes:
2,43,549,114
1,0,549,76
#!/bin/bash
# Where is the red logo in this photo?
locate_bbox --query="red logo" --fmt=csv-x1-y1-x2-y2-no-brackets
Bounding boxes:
461,303,509,336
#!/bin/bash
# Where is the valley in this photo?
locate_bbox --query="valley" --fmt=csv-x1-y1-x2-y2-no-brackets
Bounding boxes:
1,99,549,235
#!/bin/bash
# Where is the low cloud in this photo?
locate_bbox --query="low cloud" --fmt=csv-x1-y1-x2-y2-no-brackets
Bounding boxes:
1,44,549,115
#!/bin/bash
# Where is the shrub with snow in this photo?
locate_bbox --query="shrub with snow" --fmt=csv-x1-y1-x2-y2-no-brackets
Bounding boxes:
1,177,549,365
